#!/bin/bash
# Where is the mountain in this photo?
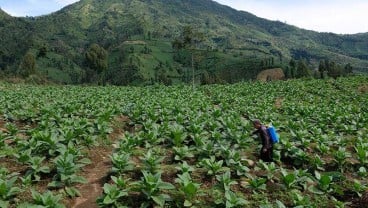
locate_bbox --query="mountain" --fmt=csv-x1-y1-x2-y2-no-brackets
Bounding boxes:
0,0,367,84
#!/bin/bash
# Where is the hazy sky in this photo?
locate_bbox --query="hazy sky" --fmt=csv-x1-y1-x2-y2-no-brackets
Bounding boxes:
1,0,367,34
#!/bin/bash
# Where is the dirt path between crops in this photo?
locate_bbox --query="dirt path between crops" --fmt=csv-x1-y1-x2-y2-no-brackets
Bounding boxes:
70,147,112,208
68,115,129,208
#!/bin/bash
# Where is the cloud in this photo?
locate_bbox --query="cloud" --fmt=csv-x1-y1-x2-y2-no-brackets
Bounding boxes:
0,0,80,16
215,0,368,34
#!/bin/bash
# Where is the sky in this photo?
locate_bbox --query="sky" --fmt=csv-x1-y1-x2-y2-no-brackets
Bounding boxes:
0,0,367,34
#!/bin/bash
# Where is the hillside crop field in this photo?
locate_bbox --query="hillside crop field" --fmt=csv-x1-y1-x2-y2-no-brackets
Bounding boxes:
0,76,368,207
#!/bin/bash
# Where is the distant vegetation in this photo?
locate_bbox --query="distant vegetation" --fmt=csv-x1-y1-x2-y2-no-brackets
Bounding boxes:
0,0,367,85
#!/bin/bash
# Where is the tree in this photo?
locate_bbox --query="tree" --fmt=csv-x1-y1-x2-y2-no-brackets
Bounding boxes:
284,66,292,79
289,59,297,78
326,61,342,79
19,52,36,77
85,44,108,84
201,70,210,85
172,25,205,88
37,46,47,58
344,63,353,75
296,59,310,78
318,60,326,79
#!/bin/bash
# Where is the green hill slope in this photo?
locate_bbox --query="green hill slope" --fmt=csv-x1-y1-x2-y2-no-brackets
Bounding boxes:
0,0,367,84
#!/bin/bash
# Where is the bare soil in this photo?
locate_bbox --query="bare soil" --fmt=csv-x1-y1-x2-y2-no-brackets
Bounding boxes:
256,68,285,82
66,115,129,208
358,84,368,93
0,117,8,133
68,146,112,208
274,97,284,109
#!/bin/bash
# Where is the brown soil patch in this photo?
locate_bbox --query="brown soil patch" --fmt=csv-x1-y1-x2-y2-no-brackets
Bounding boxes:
110,115,129,139
358,84,368,93
161,165,178,184
66,115,128,208
0,118,7,132
0,158,28,174
256,68,285,82
68,146,112,208
0,128,6,133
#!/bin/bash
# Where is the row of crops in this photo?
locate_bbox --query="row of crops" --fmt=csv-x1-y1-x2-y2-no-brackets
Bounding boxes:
0,76,367,207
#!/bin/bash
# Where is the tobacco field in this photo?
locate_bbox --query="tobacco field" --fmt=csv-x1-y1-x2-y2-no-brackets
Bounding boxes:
0,76,368,207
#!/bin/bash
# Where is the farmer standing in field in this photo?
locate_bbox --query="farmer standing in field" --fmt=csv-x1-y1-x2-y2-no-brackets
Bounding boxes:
252,119,273,162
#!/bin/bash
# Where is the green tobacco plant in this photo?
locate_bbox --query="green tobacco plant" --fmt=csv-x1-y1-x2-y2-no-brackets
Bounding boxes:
48,153,87,197
192,133,206,147
351,179,366,197
175,172,201,207
97,176,130,207
285,146,309,167
13,149,32,164
245,174,267,192
200,140,215,158
216,171,238,192
358,167,368,177
331,197,351,208
200,156,225,176
258,161,278,181
275,200,287,208
140,149,165,173
333,147,351,172
118,133,139,152
132,171,175,207
0,177,21,201
290,190,313,207
310,155,325,171
175,161,195,173
57,142,86,161
31,130,64,157
294,169,314,191
316,142,330,155
224,190,248,208
110,152,134,173
143,126,163,146
355,143,368,165
20,174,33,188
5,123,18,136
99,184,128,208
280,168,298,190
25,156,50,182
170,124,188,147
248,178,267,191
223,148,249,176
29,190,65,208
173,145,194,161
309,171,333,194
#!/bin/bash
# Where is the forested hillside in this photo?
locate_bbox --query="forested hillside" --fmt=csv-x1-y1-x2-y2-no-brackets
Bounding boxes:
0,0,367,85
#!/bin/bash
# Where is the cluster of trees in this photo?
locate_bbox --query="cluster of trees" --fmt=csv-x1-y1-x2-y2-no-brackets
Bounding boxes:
284,59,310,79
84,43,108,84
284,58,353,80
318,59,353,79
19,52,36,78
